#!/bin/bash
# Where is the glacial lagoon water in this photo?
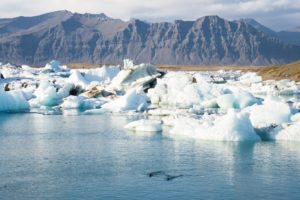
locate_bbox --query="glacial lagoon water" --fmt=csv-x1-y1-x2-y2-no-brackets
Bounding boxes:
1,113,300,200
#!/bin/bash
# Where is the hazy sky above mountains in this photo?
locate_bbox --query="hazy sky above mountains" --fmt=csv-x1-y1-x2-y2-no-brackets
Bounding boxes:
1,0,300,31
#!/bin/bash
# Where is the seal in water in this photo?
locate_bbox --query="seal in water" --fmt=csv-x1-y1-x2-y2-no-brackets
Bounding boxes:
165,175,184,181
147,171,166,177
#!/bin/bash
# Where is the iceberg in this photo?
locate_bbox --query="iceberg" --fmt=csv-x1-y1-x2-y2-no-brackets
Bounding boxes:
68,70,90,89
61,96,85,109
269,122,300,141
79,66,120,84
109,61,160,90
216,91,258,110
57,83,75,98
60,96,102,110
266,113,300,141
246,97,292,128
44,60,69,73
30,81,61,107
0,89,29,112
148,73,225,107
101,88,149,112
1,59,300,142
169,110,261,142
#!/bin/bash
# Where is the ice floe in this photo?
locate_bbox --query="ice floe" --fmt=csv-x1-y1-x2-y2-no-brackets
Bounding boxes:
124,119,162,132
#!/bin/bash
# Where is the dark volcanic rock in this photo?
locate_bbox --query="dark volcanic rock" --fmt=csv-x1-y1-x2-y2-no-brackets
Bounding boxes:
0,11,300,66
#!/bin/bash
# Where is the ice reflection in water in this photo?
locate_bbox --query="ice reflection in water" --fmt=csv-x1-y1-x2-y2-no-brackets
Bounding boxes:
0,113,300,200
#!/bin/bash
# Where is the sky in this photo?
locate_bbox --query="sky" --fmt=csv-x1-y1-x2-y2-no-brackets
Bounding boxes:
1,0,300,31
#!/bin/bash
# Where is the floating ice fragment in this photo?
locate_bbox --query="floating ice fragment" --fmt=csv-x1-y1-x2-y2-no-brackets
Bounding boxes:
124,119,162,132
60,96,102,110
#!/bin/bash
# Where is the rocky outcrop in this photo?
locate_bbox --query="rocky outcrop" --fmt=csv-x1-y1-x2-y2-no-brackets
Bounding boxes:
81,85,115,98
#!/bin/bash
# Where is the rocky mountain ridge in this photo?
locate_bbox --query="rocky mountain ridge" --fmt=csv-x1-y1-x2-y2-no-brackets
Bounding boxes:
0,11,299,66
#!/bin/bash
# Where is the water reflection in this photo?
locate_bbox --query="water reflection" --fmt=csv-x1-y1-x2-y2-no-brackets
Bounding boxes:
0,114,300,199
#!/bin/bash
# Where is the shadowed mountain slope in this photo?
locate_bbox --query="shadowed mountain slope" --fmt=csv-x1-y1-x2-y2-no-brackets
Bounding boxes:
0,11,300,66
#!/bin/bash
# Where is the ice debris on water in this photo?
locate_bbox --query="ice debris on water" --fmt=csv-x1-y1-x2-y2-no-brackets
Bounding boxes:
1,59,300,141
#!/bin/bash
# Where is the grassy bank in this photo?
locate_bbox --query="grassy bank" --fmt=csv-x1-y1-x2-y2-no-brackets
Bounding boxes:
255,61,300,81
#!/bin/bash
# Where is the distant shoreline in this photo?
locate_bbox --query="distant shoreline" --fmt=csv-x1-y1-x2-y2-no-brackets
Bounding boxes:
66,60,300,82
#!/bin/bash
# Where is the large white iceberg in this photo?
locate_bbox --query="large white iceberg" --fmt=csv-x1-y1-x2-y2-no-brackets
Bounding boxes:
148,72,225,107
246,96,292,128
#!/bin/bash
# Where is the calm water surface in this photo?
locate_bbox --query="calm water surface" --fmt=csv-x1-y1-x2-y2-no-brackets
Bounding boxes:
0,113,300,200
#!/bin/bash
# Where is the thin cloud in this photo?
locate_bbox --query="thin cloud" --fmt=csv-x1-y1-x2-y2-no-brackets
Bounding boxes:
0,0,299,30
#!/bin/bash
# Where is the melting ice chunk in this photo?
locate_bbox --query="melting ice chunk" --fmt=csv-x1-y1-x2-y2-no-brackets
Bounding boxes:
124,119,162,132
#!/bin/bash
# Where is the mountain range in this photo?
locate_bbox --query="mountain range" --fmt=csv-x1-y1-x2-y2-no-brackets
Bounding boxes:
240,18,300,46
0,10,299,66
